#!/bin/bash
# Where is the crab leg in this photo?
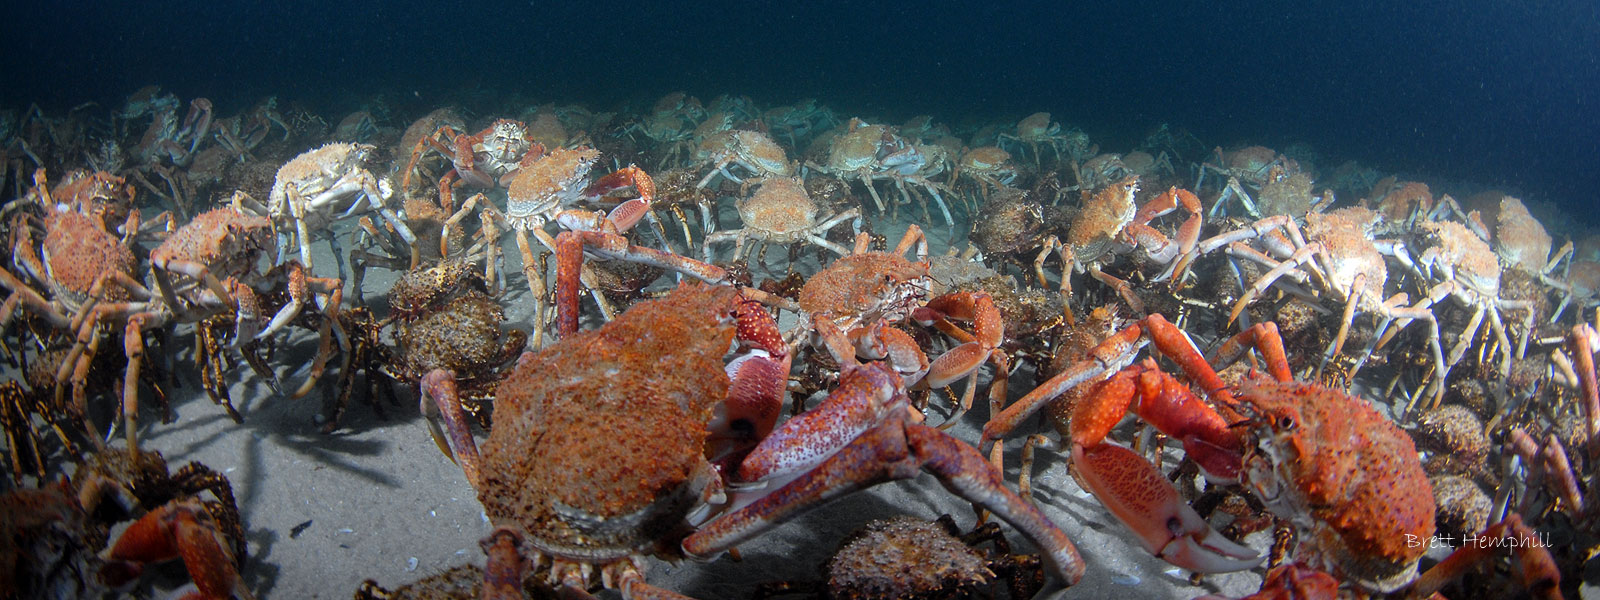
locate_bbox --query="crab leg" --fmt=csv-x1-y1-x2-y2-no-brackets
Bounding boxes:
857,172,887,213
735,362,902,482
291,286,348,400
1070,360,1246,481
479,528,530,600
122,315,152,450
1207,322,1295,383
685,410,1087,586
987,313,1226,444
1032,236,1070,293
420,368,484,488
553,230,729,337
1569,324,1599,454
1408,514,1561,600
514,228,549,346
1072,442,1260,573
1227,242,1324,326
101,498,250,600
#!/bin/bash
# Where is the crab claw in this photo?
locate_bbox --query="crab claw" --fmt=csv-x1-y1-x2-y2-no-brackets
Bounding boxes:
101,499,250,599
734,363,905,483
1072,443,1260,574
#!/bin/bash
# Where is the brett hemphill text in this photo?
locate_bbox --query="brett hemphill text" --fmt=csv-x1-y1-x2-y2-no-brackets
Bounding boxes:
1405,530,1552,549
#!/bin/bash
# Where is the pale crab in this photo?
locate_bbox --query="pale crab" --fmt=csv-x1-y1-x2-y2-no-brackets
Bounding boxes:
1406,218,1537,401
695,129,793,189
620,107,700,168
1190,206,1447,393
440,145,689,343
210,96,292,163
879,139,959,230
112,85,181,137
996,112,1089,165
1034,177,1204,314
806,119,952,226
1075,152,1133,191
702,176,860,268
948,146,1017,206
401,118,536,205
1548,259,1600,324
131,97,214,168
694,129,795,232
333,110,381,142
420,280,1085,598
1197,146,1301,218
763,98,838,146
266,142,420,280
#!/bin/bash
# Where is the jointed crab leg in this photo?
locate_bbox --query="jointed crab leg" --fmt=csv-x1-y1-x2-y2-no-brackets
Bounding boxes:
420,368,483,487
1072,441,1259,572
553,230,730,337
102,498,253,600
983,314,1224,446
1407,514,1561,600
684,386,1087,586
1569,323,1599,455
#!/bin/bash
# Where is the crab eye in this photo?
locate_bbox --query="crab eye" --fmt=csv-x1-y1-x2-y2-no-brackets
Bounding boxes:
1276,415,1296,430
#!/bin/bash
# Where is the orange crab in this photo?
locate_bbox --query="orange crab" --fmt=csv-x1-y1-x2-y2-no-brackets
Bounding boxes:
443,145,682,343
420,282,792,598
62,199,345,449
784,226,1009,422
1035,177,1204,313
401,118,536,208
420,272,1085,597
984,314,1440,592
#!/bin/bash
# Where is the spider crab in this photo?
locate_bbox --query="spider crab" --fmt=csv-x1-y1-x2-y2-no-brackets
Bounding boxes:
267,142,420,279
1196,146,1299,218
996,112,1088,165
401,118,536,207
807,119,953,226
982,314,1459,592
1034,177,1204,313
1403,218,1536,401
413,222,1085,597
702,176,860,267
75,447,251,599
780,226,1010,423
441,145,685,343
420,278,1085,598
948,146,1016,206
62,199,345,449
323,259,526,433
753,514,1045,600
694,130,795,229
1191,206,1447,395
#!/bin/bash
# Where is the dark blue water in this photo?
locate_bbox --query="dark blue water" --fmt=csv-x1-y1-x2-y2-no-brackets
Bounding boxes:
5,1,1596,218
